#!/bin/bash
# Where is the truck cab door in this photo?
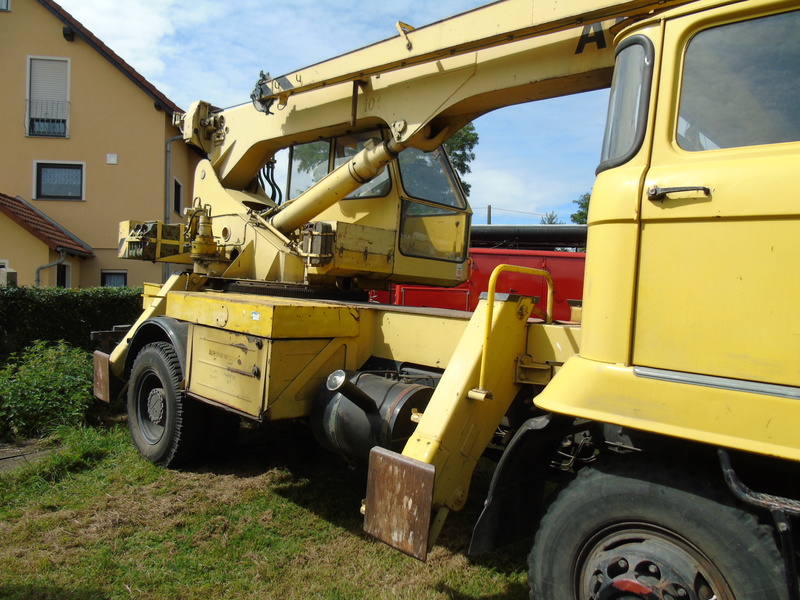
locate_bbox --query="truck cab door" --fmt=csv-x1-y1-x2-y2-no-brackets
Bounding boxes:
634,4,800,387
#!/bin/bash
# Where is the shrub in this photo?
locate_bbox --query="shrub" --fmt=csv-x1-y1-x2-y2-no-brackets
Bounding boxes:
0,286,143,355
0,341,93,439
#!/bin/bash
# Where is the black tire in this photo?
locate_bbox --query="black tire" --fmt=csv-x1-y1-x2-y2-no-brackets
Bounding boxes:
127,341,202,467
528,459,788,600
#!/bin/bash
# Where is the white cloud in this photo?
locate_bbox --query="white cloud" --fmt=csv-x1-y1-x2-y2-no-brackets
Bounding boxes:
57,0,177,77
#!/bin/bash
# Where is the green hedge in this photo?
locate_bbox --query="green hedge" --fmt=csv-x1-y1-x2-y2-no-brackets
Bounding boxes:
0,286,143,356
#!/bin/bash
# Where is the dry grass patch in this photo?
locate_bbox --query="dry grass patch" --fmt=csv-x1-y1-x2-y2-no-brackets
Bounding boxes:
0,421,528,600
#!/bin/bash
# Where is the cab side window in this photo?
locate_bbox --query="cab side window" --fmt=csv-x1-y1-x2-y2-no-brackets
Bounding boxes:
678,10,800,151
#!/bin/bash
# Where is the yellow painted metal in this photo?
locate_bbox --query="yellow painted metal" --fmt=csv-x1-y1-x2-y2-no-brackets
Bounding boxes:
476,265,553,394
305,222,397,279
141,282,163,309
369,306,471,369
521,322,581,384
164,291,361,340
402,295,534,512
205,20,621,190
176,298,473,420
185,325,350,420
186,326,269,416
108,273,198,377
266,338,350,419
535,356,800,462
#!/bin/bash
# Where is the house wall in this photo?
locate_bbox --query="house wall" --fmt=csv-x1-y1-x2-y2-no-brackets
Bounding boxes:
0,1,200,288
0,211,49,287
0,211,86,287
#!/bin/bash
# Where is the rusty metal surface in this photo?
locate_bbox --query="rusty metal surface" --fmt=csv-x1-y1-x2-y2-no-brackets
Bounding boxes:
363,447,435,561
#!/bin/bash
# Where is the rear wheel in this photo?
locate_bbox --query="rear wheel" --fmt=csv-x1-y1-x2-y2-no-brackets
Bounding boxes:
528,459,788,599
127,342,202,467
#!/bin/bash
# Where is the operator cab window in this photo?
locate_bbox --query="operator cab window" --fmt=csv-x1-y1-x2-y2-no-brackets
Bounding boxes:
333,132,391,197
287,129,390,200
677,9,800,151
287,140,330,200
397,146,469,263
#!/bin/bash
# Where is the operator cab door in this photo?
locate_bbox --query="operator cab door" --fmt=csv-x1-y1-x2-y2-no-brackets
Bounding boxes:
634,3,800,388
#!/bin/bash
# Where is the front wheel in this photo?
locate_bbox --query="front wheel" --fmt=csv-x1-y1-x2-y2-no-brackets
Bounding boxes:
127,341,202,467
528,459,788,599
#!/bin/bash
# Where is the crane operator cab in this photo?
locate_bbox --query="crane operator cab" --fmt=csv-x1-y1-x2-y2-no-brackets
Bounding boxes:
120,124,471,293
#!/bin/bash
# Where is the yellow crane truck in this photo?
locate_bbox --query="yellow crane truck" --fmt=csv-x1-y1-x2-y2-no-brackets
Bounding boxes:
93,0,800,596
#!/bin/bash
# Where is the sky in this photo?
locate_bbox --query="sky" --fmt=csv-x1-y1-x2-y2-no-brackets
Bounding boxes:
55,0,609,224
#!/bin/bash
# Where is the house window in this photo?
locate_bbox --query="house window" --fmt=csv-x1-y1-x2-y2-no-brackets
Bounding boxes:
27,57,70,137
56,264,70,288
0,1,10,11
173,179,183,214
101,270,127,287
35,162,84,200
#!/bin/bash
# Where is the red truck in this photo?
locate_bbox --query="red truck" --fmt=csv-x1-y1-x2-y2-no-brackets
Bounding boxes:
371,225,586,322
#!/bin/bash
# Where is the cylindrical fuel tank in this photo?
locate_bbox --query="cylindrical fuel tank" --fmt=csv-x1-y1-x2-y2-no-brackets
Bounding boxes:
311,370,433,463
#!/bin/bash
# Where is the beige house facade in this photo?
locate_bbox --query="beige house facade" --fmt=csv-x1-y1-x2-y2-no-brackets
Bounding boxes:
0,0,200,287
0,191,94,287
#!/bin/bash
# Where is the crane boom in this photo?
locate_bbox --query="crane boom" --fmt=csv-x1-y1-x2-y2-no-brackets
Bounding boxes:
252,0,693,110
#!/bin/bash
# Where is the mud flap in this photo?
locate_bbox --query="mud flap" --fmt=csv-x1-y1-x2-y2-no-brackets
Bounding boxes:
364,446,435,561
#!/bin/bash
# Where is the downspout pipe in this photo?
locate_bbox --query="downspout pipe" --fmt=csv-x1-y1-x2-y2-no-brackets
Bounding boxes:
164,134,183,282
35,248,68,287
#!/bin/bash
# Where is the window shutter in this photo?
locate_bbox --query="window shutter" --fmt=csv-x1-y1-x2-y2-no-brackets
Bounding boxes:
30,58,68,102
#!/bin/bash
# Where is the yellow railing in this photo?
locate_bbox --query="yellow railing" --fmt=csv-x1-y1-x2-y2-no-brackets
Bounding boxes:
474,264,553,395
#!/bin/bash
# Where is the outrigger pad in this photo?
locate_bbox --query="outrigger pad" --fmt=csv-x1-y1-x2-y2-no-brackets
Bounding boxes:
92,351,111,402
364,447,435,561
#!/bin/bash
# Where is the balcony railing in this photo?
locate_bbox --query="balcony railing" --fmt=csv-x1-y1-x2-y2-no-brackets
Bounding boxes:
27,99,70,138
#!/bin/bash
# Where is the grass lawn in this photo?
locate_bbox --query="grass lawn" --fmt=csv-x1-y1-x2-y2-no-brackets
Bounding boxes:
0,416,529,600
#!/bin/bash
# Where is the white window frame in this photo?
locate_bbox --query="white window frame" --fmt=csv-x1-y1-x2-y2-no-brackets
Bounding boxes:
26,56,71,138
33,160,86,201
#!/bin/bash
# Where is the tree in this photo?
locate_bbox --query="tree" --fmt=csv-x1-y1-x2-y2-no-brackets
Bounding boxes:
444,123,479,196
540,211,563,224
570,192,591,224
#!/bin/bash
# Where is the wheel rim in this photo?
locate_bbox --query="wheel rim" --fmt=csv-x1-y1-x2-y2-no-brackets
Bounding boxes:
575,523,735,600
135,368,167,445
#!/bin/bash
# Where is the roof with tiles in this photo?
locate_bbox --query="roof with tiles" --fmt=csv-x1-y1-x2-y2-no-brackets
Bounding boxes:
36,0,182,115
0,192,94,258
